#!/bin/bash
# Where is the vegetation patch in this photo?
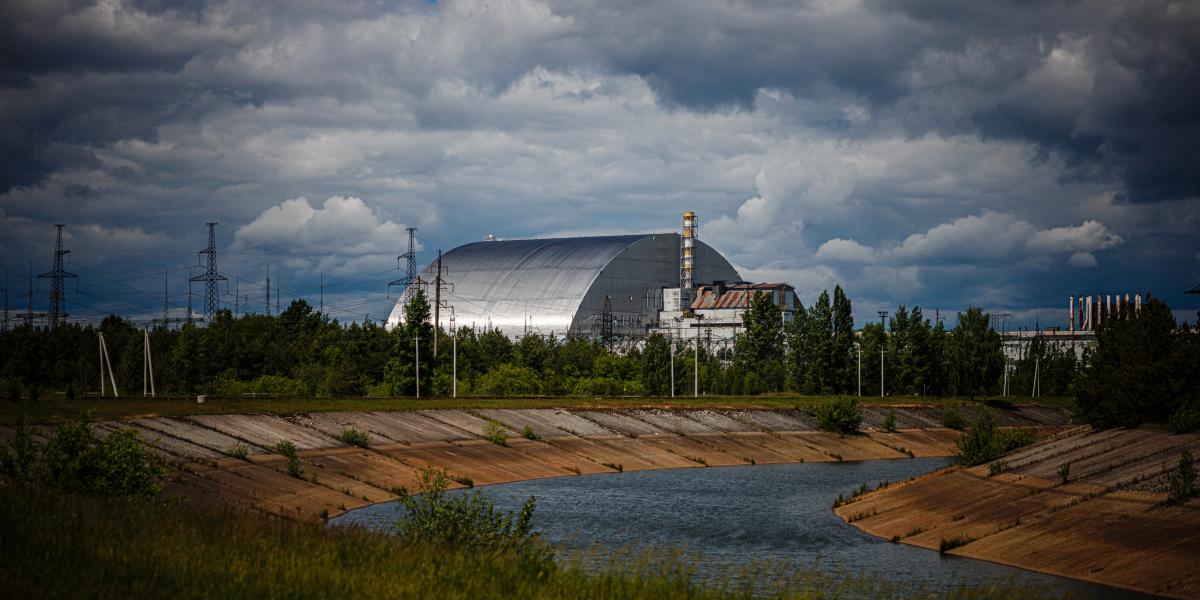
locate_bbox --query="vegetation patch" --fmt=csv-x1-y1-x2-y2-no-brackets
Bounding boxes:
227,443,249,460
881,409,897,433
483,419,508,446
0,418,164,498
814,395,863,434
941,404,966,430
449,474,474,488
521,425,540,441
939,535,975,554
601,462,623,473
955,409,1035,467
1167,450,1196,505
338,427,370,448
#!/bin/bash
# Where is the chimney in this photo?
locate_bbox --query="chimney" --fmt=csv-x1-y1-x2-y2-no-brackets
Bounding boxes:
1069,295,1075,332
680,211,696,290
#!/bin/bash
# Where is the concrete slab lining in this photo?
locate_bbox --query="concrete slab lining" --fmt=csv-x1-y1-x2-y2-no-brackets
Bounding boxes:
134,417,269,456
419,410,519,438
188,414,344,451
573,411,666,436
627,409,723,435
365,411,475,443
474,408,614,437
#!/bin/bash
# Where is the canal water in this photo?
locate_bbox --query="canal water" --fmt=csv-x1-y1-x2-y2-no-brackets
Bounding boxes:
332,458,1147,598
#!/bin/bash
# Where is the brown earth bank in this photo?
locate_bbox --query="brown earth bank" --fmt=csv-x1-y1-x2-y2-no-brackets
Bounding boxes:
835,426,1200,599
2,404,1065,522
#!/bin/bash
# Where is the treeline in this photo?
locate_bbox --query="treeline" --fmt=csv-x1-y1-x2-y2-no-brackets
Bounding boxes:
1,288,1190,413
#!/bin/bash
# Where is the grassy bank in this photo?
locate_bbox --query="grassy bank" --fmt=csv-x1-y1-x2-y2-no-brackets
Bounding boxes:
0,394,1072,425
0,486,1065,599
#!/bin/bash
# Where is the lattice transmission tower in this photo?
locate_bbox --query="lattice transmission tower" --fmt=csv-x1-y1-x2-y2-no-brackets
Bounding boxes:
190,222,227,322
388,227,419,303
38,224,77,327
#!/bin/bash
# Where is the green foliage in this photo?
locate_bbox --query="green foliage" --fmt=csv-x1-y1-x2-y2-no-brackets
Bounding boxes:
939,535,973,554
955,409,1036,467
339,427,370,448
227,443,249,460
946,307,1003,398
734,291,786,393
475,364,542,397
814,396,862,434
0,486,1063,600
881,409,897,433
521,425,540,441
1169,406,1200,434
1058,462,1071,485
1076,297,1200,428
395,467,551,569
570,377,625,397
0,418,163,497
275,440,302,478
988,461,1009,477
1167,450,1196,504
941,404,966,430
483,420,508,446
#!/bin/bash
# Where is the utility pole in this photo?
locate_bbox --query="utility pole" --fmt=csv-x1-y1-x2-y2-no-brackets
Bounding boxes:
39,224,77,327
856,343,862,397
162,266,169,324
143,329,155,397
433,250,445,354
265,266,271,317
2,270,8,332
670,334,675,398
694,317,702,398
880,347,885,398
98,332,118,397
415,327,420,399
451,314,458,398
190,222,226,322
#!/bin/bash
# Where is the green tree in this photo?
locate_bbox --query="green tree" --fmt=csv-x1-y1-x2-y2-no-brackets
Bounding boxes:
945,307,1003,398
639,333,671,395
734,291,784,392
830,285,855,393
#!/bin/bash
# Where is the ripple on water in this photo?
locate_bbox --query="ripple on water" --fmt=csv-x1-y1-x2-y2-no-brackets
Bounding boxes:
332,458,1150,599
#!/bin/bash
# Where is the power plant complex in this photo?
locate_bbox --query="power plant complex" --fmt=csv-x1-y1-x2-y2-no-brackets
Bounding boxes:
385,212,799,342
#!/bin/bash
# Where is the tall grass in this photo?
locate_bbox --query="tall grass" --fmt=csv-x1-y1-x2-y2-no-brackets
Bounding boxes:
0,486,1065,600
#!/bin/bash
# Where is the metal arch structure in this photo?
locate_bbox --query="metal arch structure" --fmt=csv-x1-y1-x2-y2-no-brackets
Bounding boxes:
385,233,742,337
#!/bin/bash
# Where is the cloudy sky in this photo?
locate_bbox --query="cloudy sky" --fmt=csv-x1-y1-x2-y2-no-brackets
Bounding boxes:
2,0,1198,328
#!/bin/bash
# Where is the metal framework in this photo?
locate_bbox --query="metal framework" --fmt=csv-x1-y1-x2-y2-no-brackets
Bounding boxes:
190,223,226,321
38,224,77,326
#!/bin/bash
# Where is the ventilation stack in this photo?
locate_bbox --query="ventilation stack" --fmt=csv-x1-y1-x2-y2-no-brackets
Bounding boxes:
680,211,696,290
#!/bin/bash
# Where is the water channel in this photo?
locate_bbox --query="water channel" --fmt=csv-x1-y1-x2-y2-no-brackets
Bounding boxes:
333,458,1147,598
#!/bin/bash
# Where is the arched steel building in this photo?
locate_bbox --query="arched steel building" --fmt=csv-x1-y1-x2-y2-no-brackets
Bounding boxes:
386,234,742,337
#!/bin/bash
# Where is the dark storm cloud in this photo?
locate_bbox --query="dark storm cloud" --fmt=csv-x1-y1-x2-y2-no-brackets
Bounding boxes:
0,0,1196,325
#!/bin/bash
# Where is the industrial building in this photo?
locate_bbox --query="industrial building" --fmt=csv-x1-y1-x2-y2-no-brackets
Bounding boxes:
386,216,746,338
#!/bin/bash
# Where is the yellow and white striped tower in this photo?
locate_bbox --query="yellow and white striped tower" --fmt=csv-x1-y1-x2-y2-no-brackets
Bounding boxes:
680,211,696,289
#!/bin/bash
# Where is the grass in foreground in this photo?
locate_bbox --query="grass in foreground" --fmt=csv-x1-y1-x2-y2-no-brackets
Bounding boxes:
0,393,1074,425
0,485,1068,600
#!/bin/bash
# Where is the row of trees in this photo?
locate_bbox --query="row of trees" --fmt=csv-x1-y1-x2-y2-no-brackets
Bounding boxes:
2,287,1184,409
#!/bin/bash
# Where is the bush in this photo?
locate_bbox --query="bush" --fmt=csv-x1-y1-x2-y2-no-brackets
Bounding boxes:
988,461,1009,477
339,427,370,448
955,408,998,466
1167,450,1196,504
881,409,897,433
941,404,966,430
570,377,625,397
1058,462,1071,484
0,419,164,497
395,467,551,569
814,396,862,434
227,443,249,460
1169,406,1200,434
474,364,542,397
521,425,540,441
483,420,508,446
275,440,303,478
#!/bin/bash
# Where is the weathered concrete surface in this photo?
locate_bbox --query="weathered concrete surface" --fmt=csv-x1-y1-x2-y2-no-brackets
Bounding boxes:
94,406,1067,526
835,427,1200,599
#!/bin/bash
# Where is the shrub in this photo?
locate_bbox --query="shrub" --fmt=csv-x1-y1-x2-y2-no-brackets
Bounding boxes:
1169,406,1200,434
339,427,370,448
941,404,966,430
1167,450,1196,504
394,467,552,569
227,444,249,460
275,440,298,458
483,420,508,446
988,461,1009,477
474,364,541,397
450,474,474,488
1058,462,1071,484
814,396,862,434
995,428,1034,453
881,409,897,433
275,440,303,479
939,535,973,554
601,462,623,472
955,408,997,466
521,425,539,441
0,419,164,497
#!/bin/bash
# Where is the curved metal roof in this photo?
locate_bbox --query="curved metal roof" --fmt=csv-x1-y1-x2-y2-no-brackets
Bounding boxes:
386,233,742,336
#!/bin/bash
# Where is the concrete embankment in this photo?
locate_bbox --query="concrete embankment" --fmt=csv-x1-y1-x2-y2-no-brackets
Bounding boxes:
834,427,1200,598
0,403,1068,522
